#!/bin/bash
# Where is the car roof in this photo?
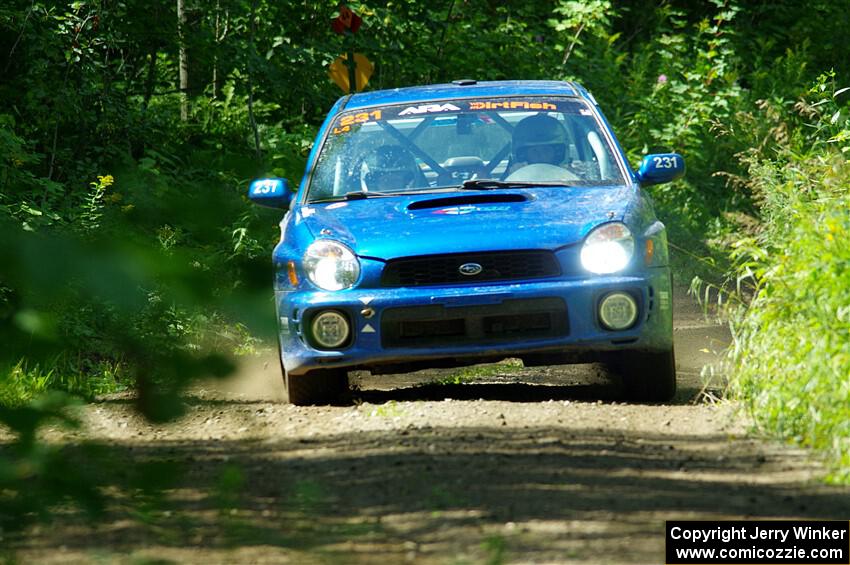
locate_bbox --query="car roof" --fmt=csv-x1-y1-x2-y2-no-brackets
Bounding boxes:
342,80,587,111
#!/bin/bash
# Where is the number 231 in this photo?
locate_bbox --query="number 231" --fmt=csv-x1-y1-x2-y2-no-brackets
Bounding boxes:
653,156,678,169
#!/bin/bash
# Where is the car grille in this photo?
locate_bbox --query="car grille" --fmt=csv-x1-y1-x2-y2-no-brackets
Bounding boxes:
381,250,560,287
381,297,568,349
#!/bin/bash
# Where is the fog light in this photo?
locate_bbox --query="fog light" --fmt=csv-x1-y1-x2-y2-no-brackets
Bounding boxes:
598,292,638,330
310,310,350,348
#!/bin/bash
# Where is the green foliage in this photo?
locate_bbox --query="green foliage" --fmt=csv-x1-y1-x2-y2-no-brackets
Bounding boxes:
0,361,54,407
622,2,743,154
548,0,613,68
714,74,850,481
607,1,746,247
0,358,122,407
0,0,849,540
433,359,525,385
77,174,114,234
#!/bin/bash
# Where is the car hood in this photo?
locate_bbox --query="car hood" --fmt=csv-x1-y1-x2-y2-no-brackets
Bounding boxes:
296,186,635,260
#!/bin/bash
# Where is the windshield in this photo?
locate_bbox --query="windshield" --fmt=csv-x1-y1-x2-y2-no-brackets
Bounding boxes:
306,97,626,202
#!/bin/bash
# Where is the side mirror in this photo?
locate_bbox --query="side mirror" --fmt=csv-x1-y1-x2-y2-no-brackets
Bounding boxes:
248,178,292,209
636,153,685,187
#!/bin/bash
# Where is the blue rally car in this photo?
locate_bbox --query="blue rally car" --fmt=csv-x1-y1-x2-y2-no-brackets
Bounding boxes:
248,80,684,405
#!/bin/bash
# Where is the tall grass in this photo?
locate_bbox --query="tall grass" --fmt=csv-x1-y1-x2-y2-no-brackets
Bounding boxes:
723,78,850,481
0,359,123,407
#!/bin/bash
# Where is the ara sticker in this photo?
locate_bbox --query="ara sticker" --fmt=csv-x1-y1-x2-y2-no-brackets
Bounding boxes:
332,109,383,135
579,108,593,116
398,103,461,116
469,100,557,111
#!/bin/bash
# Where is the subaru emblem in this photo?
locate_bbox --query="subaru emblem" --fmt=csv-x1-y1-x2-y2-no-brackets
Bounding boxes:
459,262,483,276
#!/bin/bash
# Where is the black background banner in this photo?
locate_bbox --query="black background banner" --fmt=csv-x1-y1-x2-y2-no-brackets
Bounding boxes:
666,520,849,564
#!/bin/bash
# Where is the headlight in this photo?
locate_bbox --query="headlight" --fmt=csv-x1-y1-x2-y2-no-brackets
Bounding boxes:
303,240,360,291
580,222,635,274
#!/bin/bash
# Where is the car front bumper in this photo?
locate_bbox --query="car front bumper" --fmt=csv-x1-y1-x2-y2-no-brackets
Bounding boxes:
276,267,672,376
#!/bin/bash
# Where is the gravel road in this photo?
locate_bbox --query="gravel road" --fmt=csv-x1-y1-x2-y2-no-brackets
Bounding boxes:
9,289,850,564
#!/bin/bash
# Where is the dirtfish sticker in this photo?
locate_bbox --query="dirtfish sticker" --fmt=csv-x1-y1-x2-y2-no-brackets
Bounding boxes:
469,101,557,111
398,103,461,116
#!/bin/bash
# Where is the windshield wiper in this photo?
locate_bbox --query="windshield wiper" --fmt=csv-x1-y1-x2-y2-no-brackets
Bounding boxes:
344,190,390,200
312,189,446,203
460,179,568,190
308,191,390,204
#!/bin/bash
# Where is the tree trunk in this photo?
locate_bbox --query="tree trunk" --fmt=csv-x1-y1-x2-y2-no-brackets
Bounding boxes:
247,0,261,159
177,0,189,121
212,0,220,99
430,0,456,84
561,20,585,68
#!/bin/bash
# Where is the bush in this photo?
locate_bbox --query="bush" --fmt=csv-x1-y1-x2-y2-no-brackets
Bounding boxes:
723,76,850,481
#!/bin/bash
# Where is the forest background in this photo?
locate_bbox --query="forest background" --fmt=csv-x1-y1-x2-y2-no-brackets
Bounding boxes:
1,0,850,530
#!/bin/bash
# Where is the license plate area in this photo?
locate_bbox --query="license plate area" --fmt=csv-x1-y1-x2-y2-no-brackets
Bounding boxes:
382,297,568,349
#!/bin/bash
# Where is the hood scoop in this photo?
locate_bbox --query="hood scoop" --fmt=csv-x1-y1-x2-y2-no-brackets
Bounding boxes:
407,193,528,211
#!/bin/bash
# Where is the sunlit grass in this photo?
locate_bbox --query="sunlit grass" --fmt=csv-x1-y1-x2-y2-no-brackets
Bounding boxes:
431,359,525,386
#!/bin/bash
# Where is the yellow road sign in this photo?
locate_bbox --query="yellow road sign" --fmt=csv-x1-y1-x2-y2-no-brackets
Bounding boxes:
329,53,373,93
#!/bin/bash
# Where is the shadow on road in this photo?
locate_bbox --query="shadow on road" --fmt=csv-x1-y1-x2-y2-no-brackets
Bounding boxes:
7,426,850,562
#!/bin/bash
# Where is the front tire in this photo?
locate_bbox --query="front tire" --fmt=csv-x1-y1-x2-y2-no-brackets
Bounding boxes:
284,368,349,406
611,348,677,403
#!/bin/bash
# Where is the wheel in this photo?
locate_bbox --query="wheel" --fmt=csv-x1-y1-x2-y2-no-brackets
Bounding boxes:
277,339,349,405
284,368,349,406
610,348,677,403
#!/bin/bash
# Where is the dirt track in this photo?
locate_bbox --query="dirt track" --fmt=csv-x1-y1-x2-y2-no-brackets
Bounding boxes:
9,289,850,564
